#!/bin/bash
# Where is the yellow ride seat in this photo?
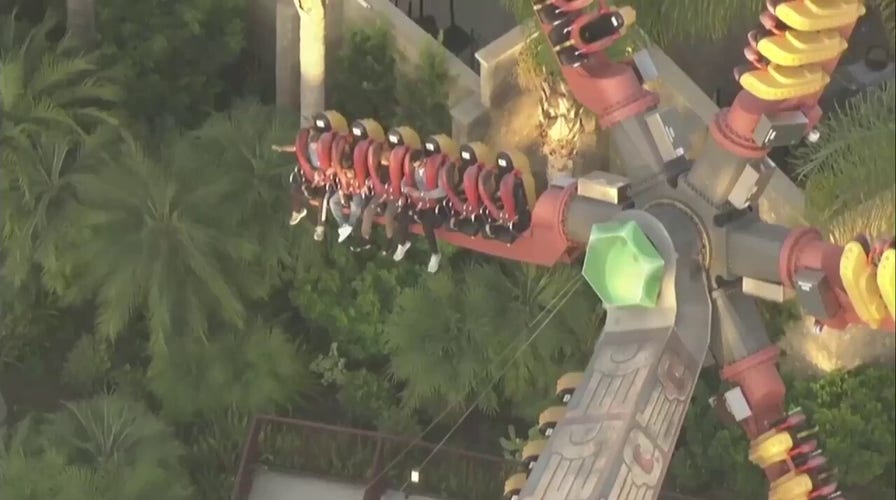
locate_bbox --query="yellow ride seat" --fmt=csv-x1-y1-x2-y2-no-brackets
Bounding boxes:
748,430,795,468
503,472,528,499
757,29,847,66
840,241,889,328
876,248,896,320
739,64,829,100
774,0,865,31
392,126,422,149
768,471,813,500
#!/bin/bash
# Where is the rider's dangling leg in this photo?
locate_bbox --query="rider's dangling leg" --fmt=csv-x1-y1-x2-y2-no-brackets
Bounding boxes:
356,196,398,253
289,170,310,226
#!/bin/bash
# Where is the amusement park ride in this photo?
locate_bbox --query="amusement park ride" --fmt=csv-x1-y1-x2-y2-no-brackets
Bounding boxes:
282,0,895,499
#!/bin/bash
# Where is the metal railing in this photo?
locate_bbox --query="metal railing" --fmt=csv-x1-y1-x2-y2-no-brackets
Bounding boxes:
231,415,511,500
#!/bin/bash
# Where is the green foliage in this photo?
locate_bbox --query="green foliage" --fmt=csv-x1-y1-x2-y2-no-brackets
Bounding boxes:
182,408,251,500
666,376,766,496
147,322,312,423
0,12,123,147
385,263,601,417
93,0,246,125
793,82,896,235
870,0,896,51
287,230,420,360
0,272,64,366
61,334,111,393
1,395,194,500
330,24,399,123
309,342,418,434
788,367,896,490
0,440,100,500
1,13,123,285
758,299,800,343
57,103,295,351
623,0,762,46
395,45,453,137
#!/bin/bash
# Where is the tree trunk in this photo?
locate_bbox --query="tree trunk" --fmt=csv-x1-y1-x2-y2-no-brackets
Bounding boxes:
538,79,584,182
276,0,301,112
297,0,327,126
65,0,98,50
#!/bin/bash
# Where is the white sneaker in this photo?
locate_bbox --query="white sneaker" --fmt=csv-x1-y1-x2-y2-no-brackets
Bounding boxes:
289,208,307,226
427,253,441,273
393,242,411,262
337,225,353,243
313,225,325,241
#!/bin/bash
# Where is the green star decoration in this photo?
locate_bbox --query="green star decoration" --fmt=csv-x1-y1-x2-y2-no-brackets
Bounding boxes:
581,220,666,307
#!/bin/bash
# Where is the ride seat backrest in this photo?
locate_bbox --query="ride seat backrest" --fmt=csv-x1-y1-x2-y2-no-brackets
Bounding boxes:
388,146,410,197
317,132,338,173
347,138,371,190
366,141,389,192
479,168,501,205
462,164,483,208
442,161,468,199
499,173,518,217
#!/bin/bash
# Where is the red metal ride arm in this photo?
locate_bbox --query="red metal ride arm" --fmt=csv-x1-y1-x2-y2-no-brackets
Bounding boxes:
533,0,658,128
707,3,881,494
710,2,863,159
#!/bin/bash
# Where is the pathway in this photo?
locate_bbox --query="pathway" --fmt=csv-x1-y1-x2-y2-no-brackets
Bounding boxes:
248,469,442,500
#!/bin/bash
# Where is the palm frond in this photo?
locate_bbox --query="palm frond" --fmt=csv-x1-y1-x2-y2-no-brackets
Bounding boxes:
792,82,896,222
870,0,896,51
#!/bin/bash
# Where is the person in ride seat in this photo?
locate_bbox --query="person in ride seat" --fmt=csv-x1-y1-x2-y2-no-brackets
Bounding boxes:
485,150,533,242
356,147,400,253
393,150,446,273
272,129,332,241
328,146,367,243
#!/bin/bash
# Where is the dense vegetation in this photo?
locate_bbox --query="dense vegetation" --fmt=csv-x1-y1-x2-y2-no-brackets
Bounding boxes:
1,2,894,500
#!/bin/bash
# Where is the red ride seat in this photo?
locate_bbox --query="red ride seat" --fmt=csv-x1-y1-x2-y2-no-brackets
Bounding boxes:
481,151,537,243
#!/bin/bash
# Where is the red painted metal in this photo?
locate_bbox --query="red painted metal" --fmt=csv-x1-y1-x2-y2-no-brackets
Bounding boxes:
779,227,895,331
557,60,659,129
720,346,790,482
496,171,526,225
534,13,658,129
405,184,580,266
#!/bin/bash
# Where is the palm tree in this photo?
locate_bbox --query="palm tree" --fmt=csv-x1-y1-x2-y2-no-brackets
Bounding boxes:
60,121,274,353
792,82,895,243
1,130,119,289
1,12,122,286
0,11,121,165
384,262,601,417
0,430,99,500
296,0,327,123
147,321,313,423
276,0,300,111
0,396,194,500
65,0,98,49
188,101,302,281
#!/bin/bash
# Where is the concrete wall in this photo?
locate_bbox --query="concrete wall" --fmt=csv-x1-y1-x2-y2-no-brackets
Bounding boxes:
475,25,534,108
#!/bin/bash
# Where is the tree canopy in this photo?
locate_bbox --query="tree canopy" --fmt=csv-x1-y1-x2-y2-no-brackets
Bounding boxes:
0,395,195,500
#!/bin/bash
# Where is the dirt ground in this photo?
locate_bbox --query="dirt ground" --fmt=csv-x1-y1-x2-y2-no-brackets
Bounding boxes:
779,319,896,377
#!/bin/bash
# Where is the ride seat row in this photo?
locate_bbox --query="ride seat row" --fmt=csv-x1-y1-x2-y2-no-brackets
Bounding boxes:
294,111,539,244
